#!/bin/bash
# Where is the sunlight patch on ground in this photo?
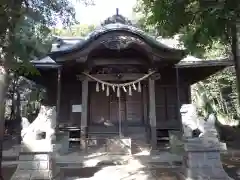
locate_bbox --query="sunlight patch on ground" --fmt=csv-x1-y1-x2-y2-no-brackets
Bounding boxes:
83,159,101,167
71,154,152,180
134,150,151,156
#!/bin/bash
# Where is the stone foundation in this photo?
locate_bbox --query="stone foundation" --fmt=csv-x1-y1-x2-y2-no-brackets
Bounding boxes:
11,105,59,180
183,138,231,180
11,154,59,179
11,144,60,180
180,104,232,180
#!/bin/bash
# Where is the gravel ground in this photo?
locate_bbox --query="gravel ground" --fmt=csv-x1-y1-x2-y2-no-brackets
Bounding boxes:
62,167,184,180
220,127,240,180
221,149,240,179
2,128,240,180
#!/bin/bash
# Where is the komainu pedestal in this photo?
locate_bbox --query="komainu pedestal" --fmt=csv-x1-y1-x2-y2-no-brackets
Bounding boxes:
180,104,232,180
11,146,60,180
184,138,230,180
11,106,59,180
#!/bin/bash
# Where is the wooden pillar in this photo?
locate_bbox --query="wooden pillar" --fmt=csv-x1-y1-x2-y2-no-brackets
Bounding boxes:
81,79,88,149
175,67,184,133
148,78,157,148
52,66,62,144
56,67,62,122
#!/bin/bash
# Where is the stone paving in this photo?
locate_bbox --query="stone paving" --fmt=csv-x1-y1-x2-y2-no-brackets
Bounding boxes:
62,160,184,180
4,147,240,180
5,103,240,180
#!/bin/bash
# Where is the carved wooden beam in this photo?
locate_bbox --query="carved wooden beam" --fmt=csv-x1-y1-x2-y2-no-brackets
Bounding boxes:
76,73,160,81
91,58,148,66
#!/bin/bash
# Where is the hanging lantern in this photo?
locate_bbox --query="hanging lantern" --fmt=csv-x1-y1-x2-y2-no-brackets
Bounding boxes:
128,85,132,96
138,82,141,92
123,86,127,92
96,82,100,92
102,83,105,91
132,83,137,91
106,85,110,96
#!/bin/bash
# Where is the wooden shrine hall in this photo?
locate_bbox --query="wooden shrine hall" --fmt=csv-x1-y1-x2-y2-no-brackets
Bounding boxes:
30,11,233,149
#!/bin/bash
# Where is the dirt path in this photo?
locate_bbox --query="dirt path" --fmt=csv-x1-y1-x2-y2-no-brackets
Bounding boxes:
61,166,184,180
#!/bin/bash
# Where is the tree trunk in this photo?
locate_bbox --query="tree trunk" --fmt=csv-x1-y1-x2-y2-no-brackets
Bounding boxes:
9,92,15,122
15,90,22,143
0,67,9,180
0,2,25,179
231,23,240,108
10,78,17,122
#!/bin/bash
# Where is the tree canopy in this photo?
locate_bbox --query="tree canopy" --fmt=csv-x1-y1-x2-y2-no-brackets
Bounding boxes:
53,24,96,37
135,0,239,56
0,1,83,178
134,0,240,122
0,0,78,67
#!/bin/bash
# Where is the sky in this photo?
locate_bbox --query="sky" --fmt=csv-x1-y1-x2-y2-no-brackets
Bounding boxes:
72,0,137,25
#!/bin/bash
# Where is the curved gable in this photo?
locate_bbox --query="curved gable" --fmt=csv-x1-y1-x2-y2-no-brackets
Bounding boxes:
49,14,186,64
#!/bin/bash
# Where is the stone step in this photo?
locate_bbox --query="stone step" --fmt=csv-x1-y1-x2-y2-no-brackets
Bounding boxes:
11,169,59,180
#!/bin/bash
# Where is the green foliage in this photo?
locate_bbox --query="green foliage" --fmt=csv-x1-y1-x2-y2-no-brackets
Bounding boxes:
0,0,79,74
53,24,96,37
135,0,240,121
135,0,240,56
192,42,239,121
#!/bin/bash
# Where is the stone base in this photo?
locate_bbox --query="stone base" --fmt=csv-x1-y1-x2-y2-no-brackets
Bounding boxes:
11,143,60,180
106,138,131,155
11,170,56,180
183,138,232,180
185,167,232,180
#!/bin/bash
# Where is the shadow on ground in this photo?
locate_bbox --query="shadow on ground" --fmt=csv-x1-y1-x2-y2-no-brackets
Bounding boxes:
222,150,240,179
2,165,17,180
2,134,19,179
217,122,240,179
62,167,102,179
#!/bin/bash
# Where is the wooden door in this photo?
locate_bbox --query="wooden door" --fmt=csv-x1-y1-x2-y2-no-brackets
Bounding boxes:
125,91,143,126
89,84,144,127
89,84,110,125
109,90,125,126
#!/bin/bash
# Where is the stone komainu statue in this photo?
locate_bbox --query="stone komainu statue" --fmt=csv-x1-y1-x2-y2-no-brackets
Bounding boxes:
180,104,218,138
21,105,56,143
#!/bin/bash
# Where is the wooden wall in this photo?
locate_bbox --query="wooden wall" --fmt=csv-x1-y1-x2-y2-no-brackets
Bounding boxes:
40,70,58,106
57,67,191,130
155,81,190,129
58,74,82,126
89,82,145,126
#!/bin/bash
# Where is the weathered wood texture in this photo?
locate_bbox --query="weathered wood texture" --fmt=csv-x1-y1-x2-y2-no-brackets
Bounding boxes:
77,73,158,81
81,79,88,128
44,66,190,132
56,67,62,122
58,74,82,125
155,81,189,129
43,70,58,106
148,78,157,147
89,82,144,130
